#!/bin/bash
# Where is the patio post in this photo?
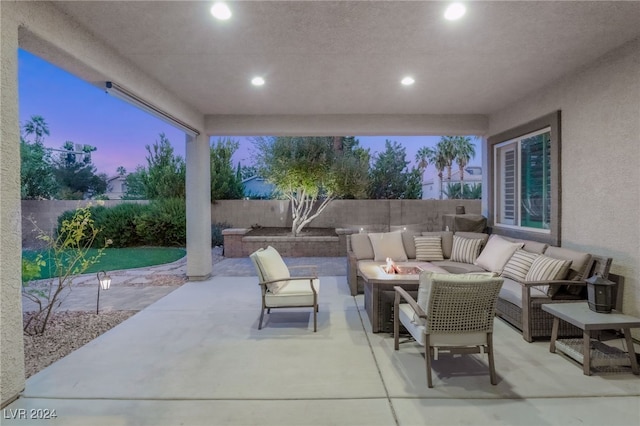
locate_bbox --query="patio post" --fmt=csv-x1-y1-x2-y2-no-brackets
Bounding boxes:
185,132,212,280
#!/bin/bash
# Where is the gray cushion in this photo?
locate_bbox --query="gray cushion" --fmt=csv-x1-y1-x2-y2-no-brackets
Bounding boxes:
401,230,421,259
544,246,591,281
474,234,523,273
350,233,374,260
368,231,408,262
500,236,548,254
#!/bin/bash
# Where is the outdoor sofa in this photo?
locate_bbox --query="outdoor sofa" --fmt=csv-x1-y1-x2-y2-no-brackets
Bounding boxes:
347,230,612,341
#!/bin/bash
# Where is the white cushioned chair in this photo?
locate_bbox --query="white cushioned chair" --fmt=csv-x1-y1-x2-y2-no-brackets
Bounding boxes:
394,272,503,387
250,246,320,332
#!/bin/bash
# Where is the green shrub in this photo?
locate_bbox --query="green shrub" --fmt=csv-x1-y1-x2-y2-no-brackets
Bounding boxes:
99,203,148,247
57,203,149,248
135,198,186,246
211,222,232,247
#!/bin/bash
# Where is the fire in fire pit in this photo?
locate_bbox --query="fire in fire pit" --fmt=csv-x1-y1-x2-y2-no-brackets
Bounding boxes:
382,258,423,275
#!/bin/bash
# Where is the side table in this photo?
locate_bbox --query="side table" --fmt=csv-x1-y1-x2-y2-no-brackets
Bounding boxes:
542,302,640,376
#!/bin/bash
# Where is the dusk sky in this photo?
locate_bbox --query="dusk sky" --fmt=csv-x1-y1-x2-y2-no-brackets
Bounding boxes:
18,49,480,178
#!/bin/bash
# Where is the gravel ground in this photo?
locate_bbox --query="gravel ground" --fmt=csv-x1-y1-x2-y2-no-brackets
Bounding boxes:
23,310,138,378
23,247,225,378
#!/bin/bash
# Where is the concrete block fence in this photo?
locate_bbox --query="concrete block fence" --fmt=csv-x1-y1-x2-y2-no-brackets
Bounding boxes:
21,199,481,254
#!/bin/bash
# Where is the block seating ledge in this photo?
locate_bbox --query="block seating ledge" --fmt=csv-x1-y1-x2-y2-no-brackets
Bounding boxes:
347,230,613,342
223,227,349,258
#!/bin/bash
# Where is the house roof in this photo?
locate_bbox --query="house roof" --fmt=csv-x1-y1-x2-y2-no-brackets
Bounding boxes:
49,1,640,118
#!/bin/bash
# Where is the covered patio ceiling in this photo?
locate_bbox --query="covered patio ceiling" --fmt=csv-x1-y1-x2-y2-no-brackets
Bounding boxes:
50,1,640,118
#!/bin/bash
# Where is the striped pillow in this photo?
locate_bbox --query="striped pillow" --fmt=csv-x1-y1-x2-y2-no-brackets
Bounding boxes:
414,236,444,261
525,255,572,296
502,249,539,281
450,235,484,264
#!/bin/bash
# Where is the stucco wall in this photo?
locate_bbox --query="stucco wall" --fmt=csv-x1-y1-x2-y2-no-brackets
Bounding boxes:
486,39,640,330
1,2,26,407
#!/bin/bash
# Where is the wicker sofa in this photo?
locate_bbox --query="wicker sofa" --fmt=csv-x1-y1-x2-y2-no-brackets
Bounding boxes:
346,230,612,341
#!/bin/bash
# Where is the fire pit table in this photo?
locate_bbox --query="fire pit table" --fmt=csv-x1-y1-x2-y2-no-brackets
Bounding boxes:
360,262,449,333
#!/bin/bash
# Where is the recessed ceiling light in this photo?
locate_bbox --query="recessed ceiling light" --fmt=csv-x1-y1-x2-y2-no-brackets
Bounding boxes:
401,76,415,86
444,3,466,21
211,2,232,20
251,77,265,86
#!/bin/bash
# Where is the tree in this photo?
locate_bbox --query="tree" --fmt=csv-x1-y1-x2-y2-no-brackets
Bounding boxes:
255,136,368,236
52,141,107,199
444,182,482,199
122,165,147,200
141,133,186,199
20,116,58,199
367,140,420,199
437,136,457,182
20,138,58,199
452,136,477,198
210,137,243,200
22,115,50,144
22,206,112,335
415,146,435,182
240,164,259,180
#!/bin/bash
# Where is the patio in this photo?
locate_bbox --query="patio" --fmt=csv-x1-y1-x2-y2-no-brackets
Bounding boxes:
5,258,639,425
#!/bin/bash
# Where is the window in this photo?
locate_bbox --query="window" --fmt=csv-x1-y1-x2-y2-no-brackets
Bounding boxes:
488,111,560,246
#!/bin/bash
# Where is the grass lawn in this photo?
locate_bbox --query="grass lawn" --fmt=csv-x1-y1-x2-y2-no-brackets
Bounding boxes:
22,247,186,280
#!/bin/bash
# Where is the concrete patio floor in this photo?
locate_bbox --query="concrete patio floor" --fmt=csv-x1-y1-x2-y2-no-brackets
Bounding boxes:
6,260,640,425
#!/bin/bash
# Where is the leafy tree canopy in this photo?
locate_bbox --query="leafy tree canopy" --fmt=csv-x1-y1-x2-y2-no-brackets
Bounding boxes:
255,136,369,235
367,140,422,199
210,137,244,200
141,133,186,199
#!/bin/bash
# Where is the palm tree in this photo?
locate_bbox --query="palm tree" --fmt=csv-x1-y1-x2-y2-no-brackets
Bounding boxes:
453,136,476,198
23,115,50,144
432,145,448,200
415,146,435,181
437,136,456,182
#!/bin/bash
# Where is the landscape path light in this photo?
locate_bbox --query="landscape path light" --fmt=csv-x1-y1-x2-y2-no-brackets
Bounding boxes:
96,270,112,315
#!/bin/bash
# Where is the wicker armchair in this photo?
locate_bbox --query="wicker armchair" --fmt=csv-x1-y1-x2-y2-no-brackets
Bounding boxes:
393,273,504,388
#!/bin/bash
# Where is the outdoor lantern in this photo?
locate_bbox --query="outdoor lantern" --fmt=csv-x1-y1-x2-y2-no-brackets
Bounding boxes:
586,273,615,313
96,270,111,314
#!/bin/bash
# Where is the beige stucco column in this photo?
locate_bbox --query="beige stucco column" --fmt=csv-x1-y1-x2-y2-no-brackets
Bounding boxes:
185,133,212,280
0,4,27,406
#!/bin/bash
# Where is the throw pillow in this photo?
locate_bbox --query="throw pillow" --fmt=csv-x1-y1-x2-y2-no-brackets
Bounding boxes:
525,255,572,296
255,246,290,294
474,235,524,273
450,235,484,264
502,249,539,281
368,231,408,262
350,233,375,260
422,231,453,258
414,236,444,261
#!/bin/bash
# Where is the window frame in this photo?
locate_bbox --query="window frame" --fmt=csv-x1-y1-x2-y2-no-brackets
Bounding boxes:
487,111,561,246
